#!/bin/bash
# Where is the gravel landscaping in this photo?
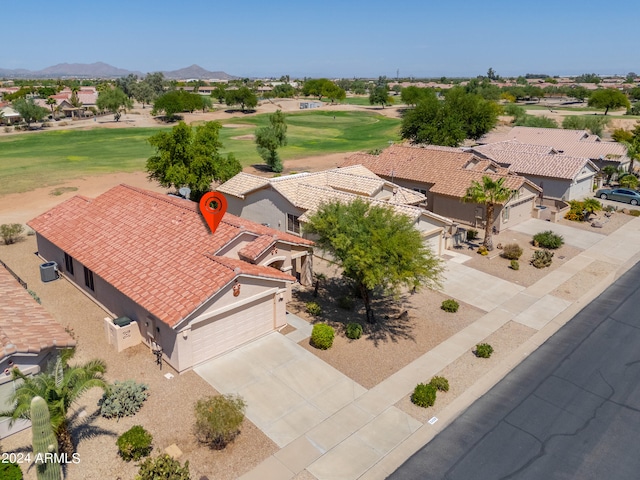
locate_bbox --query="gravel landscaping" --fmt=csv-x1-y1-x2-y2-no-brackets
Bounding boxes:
459,230,582,287
0,237,277,480
395,321,537,424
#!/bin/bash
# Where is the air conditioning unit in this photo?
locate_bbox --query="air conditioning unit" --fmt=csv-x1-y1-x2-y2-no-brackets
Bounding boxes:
39,262,59,282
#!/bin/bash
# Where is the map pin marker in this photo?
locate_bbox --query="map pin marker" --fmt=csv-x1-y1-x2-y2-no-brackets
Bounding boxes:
199,191,228,234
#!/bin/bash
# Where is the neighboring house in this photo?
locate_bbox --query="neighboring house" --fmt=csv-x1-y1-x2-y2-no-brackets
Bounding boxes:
0,106,21,125
479,126,629,172
341,145,542,232
0,263,76,438
217,165,454,255
470,141,599,201
27,185,314,373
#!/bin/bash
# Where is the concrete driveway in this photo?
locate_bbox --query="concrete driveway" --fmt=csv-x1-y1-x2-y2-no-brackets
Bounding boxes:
194,332,367,448
509,218,605,250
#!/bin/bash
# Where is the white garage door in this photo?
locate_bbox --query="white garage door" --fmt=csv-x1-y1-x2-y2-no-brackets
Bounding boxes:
191,296,274,365
423,231,442,256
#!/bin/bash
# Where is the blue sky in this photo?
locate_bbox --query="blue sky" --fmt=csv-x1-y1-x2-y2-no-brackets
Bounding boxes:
4,0,639,78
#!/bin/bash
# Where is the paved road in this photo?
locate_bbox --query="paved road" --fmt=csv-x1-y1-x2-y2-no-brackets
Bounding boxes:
389,261,640,480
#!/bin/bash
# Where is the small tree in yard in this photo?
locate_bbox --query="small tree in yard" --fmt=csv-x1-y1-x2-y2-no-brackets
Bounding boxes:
255,109,287,172
462,176,515,251
194,394,246,450
12,98,49,127
304,198,444,324
1,223,24,244
146,121,241,201
96,86,133,122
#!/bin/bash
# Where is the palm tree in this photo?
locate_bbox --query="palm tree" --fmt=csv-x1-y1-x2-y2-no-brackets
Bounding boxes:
462,176,515,251
0,349,108,456
580,198,603,221
622,140,640,174
45,97,57,119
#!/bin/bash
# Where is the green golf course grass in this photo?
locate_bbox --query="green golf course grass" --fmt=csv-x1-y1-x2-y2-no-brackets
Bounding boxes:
0,110,400,195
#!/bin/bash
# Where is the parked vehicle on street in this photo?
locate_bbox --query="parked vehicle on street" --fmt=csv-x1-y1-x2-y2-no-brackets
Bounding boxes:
595,188,640,205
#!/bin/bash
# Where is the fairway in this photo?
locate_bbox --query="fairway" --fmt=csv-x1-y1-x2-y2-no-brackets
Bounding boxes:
220,110,400,164
0,110,400,195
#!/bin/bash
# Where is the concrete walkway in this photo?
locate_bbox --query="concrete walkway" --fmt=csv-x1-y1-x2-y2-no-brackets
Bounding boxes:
198,217,640,480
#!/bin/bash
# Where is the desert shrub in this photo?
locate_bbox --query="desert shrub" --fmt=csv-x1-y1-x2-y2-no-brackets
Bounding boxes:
441,299,459,313
117,425,153,461
345,322,363,340
466,229,478,241
477,245,488,255
27,289,41,304
194,394,246,449
137,455,190,480
619,174,639,189
501,243,523,260
99,380,149,419
411,383,437,408
311,324,335,349
306,301,322,316
564,210,583,222
629,209,640,217
531,249,554,268
0,462,22,480
533,230,564,249
429,376,450,392
337,295,354,310
0,223,24,245
475,343,494,358
510,260,520,270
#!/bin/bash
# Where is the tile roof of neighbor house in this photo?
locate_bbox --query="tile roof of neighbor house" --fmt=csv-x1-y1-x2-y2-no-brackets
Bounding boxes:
27,185,312,328
0,266,76,361
471,142,599,180
217,165,426,205
479,126,627,160
341,145,540,200
480,151,596,180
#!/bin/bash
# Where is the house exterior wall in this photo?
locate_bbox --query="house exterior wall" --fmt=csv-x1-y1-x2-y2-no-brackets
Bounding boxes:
35,233,291,373
431,194,535,231
376,177,435,207
226,189,304,235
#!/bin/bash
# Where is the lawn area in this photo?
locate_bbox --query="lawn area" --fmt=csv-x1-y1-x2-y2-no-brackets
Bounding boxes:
0,128,164,195
206,110,400,166
0,110,400,195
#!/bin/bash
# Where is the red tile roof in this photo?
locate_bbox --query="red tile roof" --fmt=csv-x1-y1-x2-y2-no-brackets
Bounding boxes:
342,145,539,199
28,185,312,328
0,267,76,360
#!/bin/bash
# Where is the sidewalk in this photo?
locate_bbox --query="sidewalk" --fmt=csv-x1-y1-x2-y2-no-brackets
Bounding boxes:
240,217,640,480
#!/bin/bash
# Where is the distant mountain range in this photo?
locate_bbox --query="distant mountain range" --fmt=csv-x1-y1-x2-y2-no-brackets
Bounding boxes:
0,62,237,80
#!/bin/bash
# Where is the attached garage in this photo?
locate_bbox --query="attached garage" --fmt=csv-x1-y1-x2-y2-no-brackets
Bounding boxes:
191,295,274,365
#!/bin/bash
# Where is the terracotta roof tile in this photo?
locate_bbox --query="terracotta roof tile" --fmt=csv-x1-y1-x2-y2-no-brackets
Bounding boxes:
28,185,312,328
238,234,277,262
472,144,598,180
0,267,76,361
341,145,539,200
479,127,627,160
